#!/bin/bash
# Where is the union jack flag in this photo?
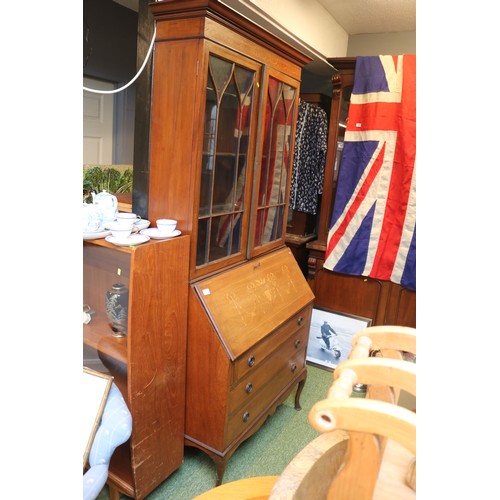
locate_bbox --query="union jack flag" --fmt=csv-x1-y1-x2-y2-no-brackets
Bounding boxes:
324,55,416,291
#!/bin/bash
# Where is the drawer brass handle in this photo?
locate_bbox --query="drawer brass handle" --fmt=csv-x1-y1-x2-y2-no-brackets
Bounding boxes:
242,411,250,422
248,355,256,367
245,382,253,394
291,363,297,373
297,316,304,326
295,339,301,348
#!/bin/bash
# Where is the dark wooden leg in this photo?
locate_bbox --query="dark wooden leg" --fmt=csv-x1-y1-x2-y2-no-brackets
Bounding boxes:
214,456,228,487
294,376,307,410
108,485,121,500
185,441,229,487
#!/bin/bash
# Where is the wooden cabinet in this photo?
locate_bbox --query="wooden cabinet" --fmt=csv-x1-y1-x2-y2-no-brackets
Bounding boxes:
146,0,315,485
83,236,190,499
185,247,314,484
306,57,416,327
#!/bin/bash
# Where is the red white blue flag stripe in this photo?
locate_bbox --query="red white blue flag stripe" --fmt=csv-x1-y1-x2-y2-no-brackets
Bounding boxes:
324,55,416,291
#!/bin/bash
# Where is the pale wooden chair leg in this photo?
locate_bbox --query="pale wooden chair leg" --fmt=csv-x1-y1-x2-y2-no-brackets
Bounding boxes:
326,431,381,500
406,457,416,491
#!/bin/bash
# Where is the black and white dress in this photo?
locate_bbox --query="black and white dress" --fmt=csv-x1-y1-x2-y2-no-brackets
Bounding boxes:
290,100,328,215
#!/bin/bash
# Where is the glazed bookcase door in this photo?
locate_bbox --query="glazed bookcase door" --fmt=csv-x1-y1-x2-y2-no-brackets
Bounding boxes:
250,69,300,259
192,46,262,279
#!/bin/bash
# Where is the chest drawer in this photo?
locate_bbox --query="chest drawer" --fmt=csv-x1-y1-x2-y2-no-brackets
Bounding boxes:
232,306,311,384
225,349,306,445
228,326,308,414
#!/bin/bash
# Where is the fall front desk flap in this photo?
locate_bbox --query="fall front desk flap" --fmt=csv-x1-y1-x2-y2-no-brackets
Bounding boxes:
192,247,315,360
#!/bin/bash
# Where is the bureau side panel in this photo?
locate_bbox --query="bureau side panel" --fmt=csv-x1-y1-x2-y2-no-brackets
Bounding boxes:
185,286,231,451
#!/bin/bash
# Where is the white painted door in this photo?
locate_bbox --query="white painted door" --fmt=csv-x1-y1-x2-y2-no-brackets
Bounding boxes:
83,77,114,164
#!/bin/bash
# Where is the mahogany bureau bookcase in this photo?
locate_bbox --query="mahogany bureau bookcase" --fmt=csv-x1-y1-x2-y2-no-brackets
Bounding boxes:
147,0,315,485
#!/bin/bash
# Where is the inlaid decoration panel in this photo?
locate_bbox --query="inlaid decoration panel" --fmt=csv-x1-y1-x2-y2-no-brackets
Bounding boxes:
193,247,314,358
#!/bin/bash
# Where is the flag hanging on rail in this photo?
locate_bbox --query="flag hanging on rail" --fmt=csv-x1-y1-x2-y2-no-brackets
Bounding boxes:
323,55,416,291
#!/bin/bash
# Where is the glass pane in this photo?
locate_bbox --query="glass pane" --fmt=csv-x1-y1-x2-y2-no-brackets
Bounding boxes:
211,212,243,259
231,213,242,254
210,56,233,94
254,77,296,248
212,155,236,214
278,84,296,204
213,76,239,214
254,208,265,247
235,66,254,97
210,215,231,260
258,78,281,206
276,204,285,239
197,54,256,267
269,95,286,206
196,218,209,266
254,205,281,245
334,85,353,182
200,73,217,217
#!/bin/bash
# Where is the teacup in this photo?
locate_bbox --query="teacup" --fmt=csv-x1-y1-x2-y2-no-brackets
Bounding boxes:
156,218,177,234
116,212,141,225
109,223,135,240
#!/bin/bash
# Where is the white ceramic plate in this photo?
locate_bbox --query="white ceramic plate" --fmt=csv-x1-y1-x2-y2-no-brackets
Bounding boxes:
105,234,150,247
140,228,181,240
83,229,111,240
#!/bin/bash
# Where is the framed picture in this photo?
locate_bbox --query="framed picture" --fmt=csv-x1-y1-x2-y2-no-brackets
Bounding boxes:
306,307,372,371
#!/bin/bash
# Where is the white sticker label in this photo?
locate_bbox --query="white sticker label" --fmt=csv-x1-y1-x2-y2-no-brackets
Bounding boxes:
356,122,362,128
202,288,211,296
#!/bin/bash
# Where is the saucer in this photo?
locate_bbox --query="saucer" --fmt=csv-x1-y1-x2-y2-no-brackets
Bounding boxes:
135,219,151,230
105,234,150,247
104,219,151,231
83,229,111,240
140,228,181,240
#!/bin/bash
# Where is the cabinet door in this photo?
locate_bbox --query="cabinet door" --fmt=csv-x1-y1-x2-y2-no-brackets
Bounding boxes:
250,70,300,258
193,48,261,278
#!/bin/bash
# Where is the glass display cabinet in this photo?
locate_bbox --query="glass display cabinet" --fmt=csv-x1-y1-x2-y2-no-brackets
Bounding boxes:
198,57,298,271
147,0,308,281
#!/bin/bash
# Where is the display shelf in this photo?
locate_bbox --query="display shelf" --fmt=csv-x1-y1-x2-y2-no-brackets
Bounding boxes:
83,235,190,499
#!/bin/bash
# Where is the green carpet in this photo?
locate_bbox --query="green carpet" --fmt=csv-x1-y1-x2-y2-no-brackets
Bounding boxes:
97,365,335,500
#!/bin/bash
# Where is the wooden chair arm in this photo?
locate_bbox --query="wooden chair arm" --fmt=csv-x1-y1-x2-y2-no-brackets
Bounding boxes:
352,326,416,355
309,398,416,455
334,357,416,397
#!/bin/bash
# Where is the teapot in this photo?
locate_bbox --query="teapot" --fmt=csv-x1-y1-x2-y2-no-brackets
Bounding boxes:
91,189,118,224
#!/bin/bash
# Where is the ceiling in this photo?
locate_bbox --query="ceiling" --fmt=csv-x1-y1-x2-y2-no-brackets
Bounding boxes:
317,0,416,35
113,0,416,35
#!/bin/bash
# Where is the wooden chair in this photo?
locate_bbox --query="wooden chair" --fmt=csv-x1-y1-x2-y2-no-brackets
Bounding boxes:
193,325,416,500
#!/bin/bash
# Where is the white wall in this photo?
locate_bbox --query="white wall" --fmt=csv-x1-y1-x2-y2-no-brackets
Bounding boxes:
222,1,416,79
222,0,348,73
347,31,416,56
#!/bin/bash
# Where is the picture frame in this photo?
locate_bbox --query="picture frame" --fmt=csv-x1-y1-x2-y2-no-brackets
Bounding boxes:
83,367,114,467
306,307,372,371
